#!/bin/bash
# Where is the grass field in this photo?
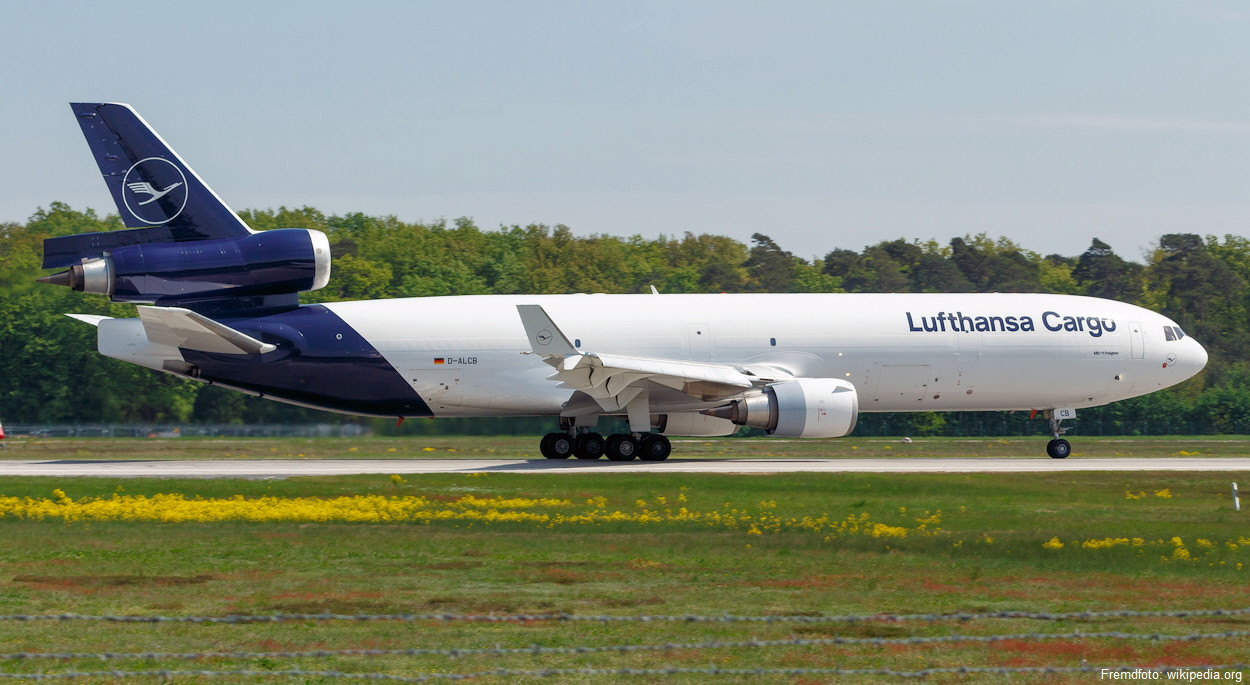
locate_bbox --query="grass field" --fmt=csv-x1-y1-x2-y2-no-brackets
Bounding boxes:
1,437,1248,683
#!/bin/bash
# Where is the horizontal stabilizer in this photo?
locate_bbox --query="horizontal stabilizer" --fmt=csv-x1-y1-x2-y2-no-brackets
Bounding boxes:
137,306,276,355
64,313,112,327
43,226,176,270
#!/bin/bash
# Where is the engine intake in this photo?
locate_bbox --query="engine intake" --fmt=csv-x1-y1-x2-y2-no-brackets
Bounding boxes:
40,228,331,305
704,378,859,438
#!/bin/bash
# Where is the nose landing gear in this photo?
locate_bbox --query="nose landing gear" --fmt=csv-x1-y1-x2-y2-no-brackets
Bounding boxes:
1043,408,1075,459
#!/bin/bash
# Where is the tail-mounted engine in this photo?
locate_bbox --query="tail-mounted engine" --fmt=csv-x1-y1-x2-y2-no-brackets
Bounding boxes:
42,103,332,311
40,228,331,307
704,378,859,438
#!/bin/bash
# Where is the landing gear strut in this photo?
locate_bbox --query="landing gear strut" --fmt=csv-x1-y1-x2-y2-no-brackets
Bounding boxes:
1044,408,1074,459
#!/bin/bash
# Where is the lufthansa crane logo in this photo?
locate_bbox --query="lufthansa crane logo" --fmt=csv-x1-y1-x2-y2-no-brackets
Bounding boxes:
121,157,188,224
536,328,553,346
127,180,183,205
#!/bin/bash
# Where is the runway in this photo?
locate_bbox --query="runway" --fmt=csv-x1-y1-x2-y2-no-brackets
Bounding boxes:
4,457,1250,478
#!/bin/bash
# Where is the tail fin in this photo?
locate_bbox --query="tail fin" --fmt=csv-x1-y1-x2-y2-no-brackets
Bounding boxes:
44,103,252,268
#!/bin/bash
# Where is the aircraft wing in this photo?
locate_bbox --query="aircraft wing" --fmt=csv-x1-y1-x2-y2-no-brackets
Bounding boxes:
517,304,780,413
137,306,276,355
554,351,754,404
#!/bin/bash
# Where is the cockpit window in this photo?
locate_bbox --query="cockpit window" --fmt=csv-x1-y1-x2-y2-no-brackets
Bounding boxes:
1175,326,1185,340
1164,326,1185,341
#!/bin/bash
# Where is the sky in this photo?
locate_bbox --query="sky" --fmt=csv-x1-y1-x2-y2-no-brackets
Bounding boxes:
3,1,1249,263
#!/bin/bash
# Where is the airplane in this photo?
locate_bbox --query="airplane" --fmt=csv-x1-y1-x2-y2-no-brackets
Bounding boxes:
38,103,1208,461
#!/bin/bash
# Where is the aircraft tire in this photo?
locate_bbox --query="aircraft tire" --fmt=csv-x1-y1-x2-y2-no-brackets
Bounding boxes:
541,433,573,459
1046,439,1071,459
574,432,605,460
639,434,671,461
605,434,639,461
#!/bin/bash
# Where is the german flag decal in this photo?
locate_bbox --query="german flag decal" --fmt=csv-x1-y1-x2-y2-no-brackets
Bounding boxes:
434,358,445,364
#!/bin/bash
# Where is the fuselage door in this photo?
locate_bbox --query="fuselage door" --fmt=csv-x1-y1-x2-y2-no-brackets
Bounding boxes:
1128,321,1144,359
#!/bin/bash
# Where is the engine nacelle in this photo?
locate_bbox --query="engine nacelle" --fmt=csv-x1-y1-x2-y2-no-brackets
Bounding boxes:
704,378,859,438
42,228,331,305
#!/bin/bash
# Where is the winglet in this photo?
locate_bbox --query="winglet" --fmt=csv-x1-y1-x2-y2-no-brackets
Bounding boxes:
516,305,579,357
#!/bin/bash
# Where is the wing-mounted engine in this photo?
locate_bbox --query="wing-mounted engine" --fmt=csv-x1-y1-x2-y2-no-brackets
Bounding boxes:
704,378,859,438
40,228,331,307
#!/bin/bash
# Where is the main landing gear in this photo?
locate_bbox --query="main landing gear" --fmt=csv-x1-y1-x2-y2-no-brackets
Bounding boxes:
539,431,671,461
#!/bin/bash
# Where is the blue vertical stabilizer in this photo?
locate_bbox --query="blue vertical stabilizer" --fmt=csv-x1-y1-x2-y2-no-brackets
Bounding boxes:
44,103,254,269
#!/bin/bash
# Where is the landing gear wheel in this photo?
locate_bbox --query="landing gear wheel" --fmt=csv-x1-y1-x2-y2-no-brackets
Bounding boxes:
1042,409,1075,460
639,434,671,461
605,434,640,461
540,433,573,459
1046,439,1071,459
574,432,605,460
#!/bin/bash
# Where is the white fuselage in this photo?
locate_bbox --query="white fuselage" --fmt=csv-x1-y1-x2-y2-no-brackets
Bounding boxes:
322,292,1207,418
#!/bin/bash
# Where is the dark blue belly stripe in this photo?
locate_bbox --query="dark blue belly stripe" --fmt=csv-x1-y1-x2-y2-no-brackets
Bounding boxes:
181,305,433,417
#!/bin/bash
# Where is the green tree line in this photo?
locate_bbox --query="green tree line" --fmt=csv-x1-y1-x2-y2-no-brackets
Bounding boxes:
3,202,1247,436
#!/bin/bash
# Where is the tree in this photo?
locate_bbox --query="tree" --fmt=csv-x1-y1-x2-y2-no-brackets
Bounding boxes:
325,254,394,301
910,252,974,293
1073,238,1142,300
858,245,910,292
1148,233,1248,363
790,261,843,293
950,234,1041,292
821,244,908,292
825,239,971,293
743,233,797,292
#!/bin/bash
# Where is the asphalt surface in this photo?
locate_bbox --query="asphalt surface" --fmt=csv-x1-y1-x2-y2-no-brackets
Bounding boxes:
4,457,1250,478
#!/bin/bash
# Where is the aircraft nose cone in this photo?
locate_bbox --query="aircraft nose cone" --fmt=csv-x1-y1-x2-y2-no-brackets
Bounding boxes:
1174,337,1208,380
